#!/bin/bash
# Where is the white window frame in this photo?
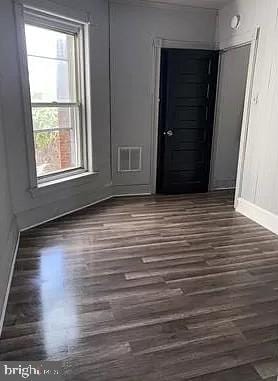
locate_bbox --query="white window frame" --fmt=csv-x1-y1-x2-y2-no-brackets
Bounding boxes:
15,2,93,189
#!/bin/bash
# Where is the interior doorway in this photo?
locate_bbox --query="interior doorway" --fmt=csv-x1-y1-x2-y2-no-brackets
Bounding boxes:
156,48,219,194
210,43,251,192
155,43,252,197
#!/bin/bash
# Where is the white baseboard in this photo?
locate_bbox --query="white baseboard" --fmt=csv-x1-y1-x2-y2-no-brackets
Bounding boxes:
112,184,152,196
0,221,20,337
210,179,236,191
236,198,278,235
17,187,113,231
17,184,153,231
211,186,235,191
20,194,113,232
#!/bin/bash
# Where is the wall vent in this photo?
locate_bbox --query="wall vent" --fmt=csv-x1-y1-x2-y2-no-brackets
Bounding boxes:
118,147,142,172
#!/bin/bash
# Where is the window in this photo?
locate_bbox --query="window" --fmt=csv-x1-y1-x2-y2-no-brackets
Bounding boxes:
23,9,89,182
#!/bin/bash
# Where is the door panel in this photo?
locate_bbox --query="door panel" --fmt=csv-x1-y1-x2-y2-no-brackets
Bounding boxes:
211,44,250,189
157,49,219,194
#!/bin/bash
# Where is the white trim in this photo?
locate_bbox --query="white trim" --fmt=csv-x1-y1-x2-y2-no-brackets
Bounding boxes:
156,38,217,51
14,1,38,189
82,23,94,173
24,9,84,32
234,28,260,208
29,171,99,198
31,103,80,108
0,227,20,337
108,0,113,183
19,185,152,231
210,178,236,190
150,39,162,194
216,29,258,51
114,193,151,197
208,47,223,191
15,0,91,24
150,37,217,194
19,194,112,232
212,186,235,191
237,198,278,236
113,184,151,196
37,168,88,186
110,0,219,13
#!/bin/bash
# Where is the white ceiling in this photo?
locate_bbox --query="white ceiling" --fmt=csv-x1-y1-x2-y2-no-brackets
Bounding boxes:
142,0,231,9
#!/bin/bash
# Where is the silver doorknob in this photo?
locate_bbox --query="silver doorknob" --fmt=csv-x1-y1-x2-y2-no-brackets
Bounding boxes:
164,130,174,137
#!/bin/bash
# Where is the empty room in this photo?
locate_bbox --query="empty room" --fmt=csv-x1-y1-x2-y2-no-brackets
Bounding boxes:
1,0,278,380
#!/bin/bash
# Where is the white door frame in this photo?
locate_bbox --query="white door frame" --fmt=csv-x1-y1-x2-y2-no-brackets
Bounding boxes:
150,29,260,210
229,29,260,208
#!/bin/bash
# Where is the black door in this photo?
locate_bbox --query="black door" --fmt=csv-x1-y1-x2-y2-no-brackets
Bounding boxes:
157,49,219,194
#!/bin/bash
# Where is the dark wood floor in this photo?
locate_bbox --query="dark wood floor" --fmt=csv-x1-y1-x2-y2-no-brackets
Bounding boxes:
1,191,278,380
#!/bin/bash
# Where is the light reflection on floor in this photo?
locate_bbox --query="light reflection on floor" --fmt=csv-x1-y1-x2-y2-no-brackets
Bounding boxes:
39,246,78,357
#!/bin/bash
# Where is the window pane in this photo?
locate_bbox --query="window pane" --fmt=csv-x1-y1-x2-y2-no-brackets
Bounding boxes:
32,107,80,177
25,24,76,102
25,24,72,60
27,56,75,102
32,106,78,131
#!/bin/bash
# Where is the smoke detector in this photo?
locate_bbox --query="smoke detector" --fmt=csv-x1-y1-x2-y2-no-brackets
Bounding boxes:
230,15,241,30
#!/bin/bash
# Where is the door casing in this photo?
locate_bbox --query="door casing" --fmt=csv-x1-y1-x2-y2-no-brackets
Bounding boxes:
151,31,260,208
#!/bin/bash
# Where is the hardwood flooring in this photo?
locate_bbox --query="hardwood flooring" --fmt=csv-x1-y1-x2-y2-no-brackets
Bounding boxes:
1,191,278,380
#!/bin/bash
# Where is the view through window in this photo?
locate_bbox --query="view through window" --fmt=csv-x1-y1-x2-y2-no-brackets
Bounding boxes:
25,22,83,178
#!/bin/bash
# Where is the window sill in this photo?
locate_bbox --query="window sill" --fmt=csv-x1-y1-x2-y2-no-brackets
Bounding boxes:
29,171,99,198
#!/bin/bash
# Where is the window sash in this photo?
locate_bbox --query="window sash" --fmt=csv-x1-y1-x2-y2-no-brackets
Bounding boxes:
24,8,82,36
25,23,79,105
37,167,86,184
34,127,73,133
32,102,80,108
24,11,88,182
31,103,83,180
15,2,91,188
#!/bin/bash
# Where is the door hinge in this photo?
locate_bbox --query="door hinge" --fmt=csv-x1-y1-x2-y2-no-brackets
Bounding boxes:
206,84,210,99
208,60,212,75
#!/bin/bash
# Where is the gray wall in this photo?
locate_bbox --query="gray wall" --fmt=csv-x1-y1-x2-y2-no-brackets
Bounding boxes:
0,0,218,322
3,0,278,325
0,86,18,325
0,0,111,329
218,0,278,213
211,44,250,190
0,0,111,230
110,2,217,193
